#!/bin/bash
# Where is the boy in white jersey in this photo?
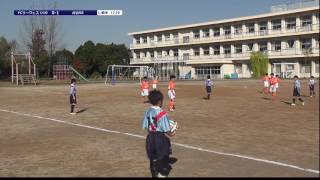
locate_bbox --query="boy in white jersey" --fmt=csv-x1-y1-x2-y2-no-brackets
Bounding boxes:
142,90,176,177
69,78,77,115
308,76,316,97
205,75,213,100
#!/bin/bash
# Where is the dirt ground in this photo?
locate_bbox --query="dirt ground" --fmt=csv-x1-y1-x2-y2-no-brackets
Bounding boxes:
0,79,319,177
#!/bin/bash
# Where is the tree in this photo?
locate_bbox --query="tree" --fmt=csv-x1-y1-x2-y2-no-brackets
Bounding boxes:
250,52,269,78
0,37,19,79
19,1,62,77
74,41,130,77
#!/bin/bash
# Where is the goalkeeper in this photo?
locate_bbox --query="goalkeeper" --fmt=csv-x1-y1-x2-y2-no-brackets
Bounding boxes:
142,90,177,178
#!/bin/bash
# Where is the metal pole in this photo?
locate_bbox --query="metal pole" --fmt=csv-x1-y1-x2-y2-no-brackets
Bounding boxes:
16,63,19,86
11,52,14,83
28,52,31,74
34,64,36,77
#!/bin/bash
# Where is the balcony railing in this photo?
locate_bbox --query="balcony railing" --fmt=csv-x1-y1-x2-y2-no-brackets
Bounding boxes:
130,23,319,49
130,48,319,64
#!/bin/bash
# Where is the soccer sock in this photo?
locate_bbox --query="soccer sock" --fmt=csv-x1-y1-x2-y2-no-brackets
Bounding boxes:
150,160,157,177
292,98,296,104
71,105,75,113
169,100,174,110
208,94,210,99
299,98,304,102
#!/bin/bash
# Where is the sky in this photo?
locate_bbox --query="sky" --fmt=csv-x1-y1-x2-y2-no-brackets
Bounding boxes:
0,0,302,52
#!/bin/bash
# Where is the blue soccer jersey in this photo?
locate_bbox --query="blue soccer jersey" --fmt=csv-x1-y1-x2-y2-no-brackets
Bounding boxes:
142,106,171,133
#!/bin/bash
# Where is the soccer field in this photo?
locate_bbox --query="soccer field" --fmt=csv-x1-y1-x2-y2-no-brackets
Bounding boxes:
0,80,319,177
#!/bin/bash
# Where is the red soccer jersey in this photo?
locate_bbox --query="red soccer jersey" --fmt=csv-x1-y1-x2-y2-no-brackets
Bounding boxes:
269,77,277,85
168,80,175,90
262,76,269,81
140,81,149,90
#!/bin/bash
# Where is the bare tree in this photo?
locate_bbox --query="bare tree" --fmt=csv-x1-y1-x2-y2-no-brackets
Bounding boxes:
45,1,62,76
19,0,63,77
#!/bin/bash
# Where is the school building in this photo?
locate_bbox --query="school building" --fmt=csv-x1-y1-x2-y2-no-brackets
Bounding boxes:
128,0,320,79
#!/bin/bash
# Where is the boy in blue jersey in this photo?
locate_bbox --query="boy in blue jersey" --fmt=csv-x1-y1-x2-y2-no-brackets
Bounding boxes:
205,75,213,100
142,90,176,178
291,75,305,106
69,78,77,115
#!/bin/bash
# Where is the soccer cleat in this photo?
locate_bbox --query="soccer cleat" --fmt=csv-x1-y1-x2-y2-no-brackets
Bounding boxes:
157,173,167,178
70,112,77,115
291,103,296,106
302,102,305,106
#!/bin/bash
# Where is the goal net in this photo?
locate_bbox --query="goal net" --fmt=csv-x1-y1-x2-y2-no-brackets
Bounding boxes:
105,65,154,85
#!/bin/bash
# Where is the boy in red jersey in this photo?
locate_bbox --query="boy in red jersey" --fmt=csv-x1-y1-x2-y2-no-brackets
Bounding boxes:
140,76,150,103
269,73,277,98
168,75,176,112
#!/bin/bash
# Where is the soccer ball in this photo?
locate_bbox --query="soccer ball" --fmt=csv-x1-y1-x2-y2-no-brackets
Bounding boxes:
169,120,178,132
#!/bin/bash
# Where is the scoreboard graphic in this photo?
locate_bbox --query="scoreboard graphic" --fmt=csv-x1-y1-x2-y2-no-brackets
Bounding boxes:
14,10,123,16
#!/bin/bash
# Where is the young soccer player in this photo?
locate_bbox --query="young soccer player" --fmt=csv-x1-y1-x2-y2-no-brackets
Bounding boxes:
142,90,176,178
168,75,176,112
151,76,159,90
140,76,150,103
308,76,316,97
69,78,77,115
262,73,269,94
291,75,305,106
205,75,213,100
269,73,277,98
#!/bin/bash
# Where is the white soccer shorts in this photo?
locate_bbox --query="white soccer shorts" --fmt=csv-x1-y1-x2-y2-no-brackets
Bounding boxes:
264,81,269,88
168,90,176,100
141,89,149,97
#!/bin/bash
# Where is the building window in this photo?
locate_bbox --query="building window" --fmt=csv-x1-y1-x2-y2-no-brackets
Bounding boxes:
213,28,220,37
165,50,170,56
214,45,220,55
142,37,147,43
286,17,296,29
141,52,145,58
150,36,154,42
224,26,231,35
183,36,189,43
157,35,162,42
136,52,140,59
193,30,200,39
259,22,267,31
194,47,200,56
247,23,255,33
316,61,319,73
173,49,179,57
157,51,162,58
224,45,231,55
287,39,295,49
150,51,154,58
195,66,221,75
259,42,268,52
203,28,210,38
234,24,242,34
247,43,253,51
165,34,170,41
301,38,312,49
271,40,281,51
272,19,281,31
300,61,311,73
235,44,242,54
136,38,140,44
301,15,312,27
203,46,210,56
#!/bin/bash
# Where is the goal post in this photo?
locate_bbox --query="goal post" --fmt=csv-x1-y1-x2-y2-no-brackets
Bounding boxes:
105,65,154,85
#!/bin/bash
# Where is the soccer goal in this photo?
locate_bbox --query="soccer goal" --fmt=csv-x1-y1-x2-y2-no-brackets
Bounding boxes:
105,65,154,85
